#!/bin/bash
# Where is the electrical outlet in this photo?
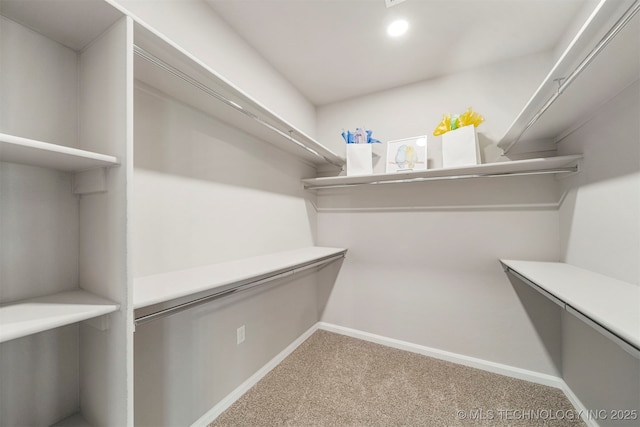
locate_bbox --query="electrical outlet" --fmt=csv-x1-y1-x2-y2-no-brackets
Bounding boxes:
237,325,245,344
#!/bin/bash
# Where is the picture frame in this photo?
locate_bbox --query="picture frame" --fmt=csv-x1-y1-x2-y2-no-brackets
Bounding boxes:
385,136,427,173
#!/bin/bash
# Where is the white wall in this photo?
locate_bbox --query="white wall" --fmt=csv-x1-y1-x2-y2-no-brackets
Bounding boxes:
0,164,79,303
0,165,80,426
316,178,565,376
317,52,554,159
557,80,639,425
110,0,317,138
558,80,639,284
0,16,78,147
132,84,323,425
133,85,317,277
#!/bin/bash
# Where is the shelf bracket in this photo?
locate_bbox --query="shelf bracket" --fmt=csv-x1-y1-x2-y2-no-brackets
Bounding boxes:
73,168,109,195
555,159,582,180
552,77,567,94
83,313,111,332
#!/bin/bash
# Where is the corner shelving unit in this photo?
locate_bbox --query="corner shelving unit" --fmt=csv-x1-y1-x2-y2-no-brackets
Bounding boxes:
1,0,131,425
501,260,639,358
302,155,582,190
0,133,119,172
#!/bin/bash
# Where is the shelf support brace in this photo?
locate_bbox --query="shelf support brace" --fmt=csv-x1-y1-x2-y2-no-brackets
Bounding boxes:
83,314,111,332
73,168,109,195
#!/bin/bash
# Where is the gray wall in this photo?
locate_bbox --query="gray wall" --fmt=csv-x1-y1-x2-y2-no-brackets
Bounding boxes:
132,86,322,425
558,80,640,426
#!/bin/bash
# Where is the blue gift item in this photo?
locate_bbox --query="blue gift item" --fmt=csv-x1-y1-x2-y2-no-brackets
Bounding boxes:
341,128,381,144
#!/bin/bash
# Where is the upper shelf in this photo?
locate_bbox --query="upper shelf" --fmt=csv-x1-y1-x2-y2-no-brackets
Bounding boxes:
499,0,640,153
132,23,344,169
302,155,582,190
501,260,639,358
0,289,119,344
0,133,120,172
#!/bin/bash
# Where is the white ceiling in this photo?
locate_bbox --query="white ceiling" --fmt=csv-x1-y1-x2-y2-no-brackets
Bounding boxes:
205,0,588,106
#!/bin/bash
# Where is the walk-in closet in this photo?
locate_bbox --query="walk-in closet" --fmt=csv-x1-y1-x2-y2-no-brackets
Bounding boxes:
1,0,638,426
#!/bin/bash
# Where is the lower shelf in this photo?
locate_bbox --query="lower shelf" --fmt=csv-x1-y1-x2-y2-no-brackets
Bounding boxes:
0,289,119,343
51,413,91,427
501,259,639,358
134,246,347,325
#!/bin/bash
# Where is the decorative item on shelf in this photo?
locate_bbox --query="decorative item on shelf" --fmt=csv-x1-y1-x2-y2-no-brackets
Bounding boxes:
342,128,381,176
385,136,427,173
434,108,484,168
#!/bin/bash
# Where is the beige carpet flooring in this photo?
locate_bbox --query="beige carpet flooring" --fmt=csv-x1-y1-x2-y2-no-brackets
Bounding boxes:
210,330,585,426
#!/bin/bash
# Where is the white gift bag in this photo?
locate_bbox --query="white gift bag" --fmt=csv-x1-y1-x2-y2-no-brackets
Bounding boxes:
442,125,480,168
346,144,373,176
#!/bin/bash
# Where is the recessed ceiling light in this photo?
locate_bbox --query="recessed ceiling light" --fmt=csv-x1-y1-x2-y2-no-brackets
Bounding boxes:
387,19,408,38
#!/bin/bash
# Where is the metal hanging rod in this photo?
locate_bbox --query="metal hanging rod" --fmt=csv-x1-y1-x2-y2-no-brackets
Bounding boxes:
134,253,345,326
502,0,640,155
304,165,578,190
503,265,640,359
133,45,343,169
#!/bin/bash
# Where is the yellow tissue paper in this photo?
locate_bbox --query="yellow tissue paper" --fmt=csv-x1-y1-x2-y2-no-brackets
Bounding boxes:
458,108,484,128
433,114,453,136
433,108,484,136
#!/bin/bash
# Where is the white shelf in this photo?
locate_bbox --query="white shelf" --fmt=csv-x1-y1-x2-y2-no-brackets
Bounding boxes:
133,23,344,168
302,155,582,190
0,290,119,343
134,246,347,322
51,413,91,427
501,260,640,357
0,133,119,172
499,0,639,152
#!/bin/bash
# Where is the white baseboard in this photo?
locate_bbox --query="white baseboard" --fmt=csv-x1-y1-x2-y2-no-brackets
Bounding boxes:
193,321,596,427
190,323,320,427
559,381,600,427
